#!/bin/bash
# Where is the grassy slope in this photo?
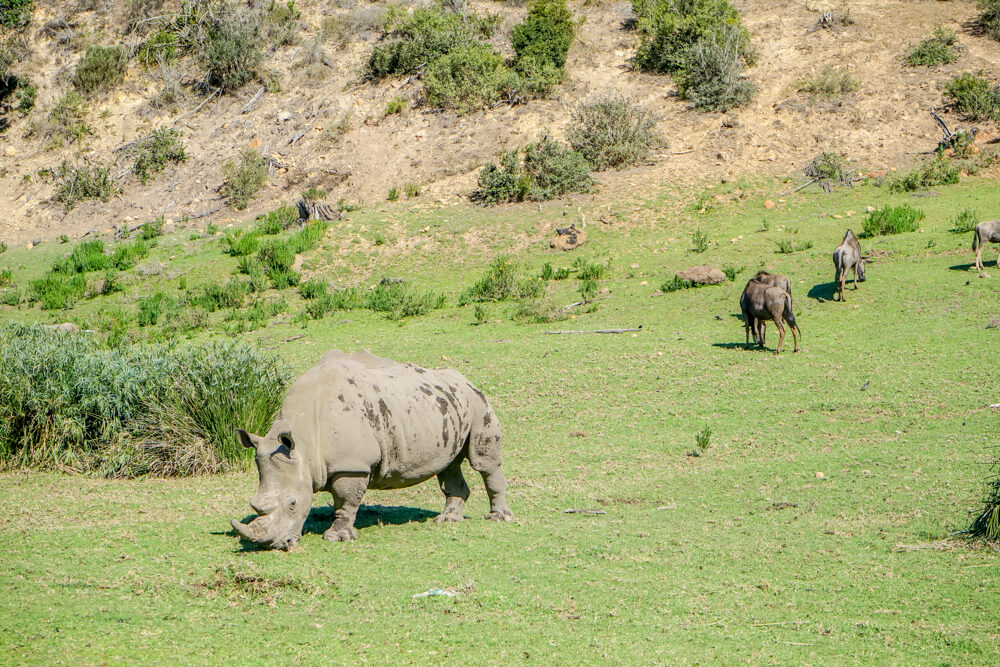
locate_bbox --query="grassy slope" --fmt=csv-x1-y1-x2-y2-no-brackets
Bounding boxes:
2,175,1000,664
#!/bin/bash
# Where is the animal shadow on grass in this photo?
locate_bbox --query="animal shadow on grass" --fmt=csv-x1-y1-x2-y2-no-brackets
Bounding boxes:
949,261,987,272
713,314,766,351
807,281,839,302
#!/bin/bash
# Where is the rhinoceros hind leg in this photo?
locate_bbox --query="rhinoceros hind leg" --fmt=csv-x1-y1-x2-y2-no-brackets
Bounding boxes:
323,473,368,542
435,458,469,523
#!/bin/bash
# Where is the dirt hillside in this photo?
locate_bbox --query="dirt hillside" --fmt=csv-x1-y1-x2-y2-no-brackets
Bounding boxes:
1,0,997,245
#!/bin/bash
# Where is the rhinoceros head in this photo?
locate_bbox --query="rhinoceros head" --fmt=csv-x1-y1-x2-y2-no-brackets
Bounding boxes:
230,424,311,551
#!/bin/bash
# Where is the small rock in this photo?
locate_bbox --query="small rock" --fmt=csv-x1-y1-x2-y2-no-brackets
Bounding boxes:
3,146,16,157
845,210,855,217
763,199,776,209
815,471,825,479
249,137,261,149
832,214,843,219
278,110,292,122
865,206,876,213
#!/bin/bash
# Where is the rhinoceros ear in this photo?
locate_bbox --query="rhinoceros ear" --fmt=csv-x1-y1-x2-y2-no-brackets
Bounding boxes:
235,429,260,449
277,430,296,452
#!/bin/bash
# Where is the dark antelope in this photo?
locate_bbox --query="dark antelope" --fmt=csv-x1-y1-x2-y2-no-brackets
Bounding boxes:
972,219,1000,276
748,271,792,345
739,279,801,354
833,230,868,302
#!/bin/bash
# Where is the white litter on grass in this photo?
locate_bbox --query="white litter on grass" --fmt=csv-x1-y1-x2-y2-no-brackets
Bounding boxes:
412,588,455,599
990,403,1000,409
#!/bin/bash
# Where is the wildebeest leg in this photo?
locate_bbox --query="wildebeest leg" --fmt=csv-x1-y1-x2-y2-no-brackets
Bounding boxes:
852,265,859,290
758,321,766,347
434,457,470,523
323,473,368,542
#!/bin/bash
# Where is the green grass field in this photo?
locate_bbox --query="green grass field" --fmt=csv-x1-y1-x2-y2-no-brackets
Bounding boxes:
2,174,999,664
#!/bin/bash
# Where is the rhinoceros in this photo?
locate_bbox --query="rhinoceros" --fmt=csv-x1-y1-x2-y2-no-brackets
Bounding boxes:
231,350,513,550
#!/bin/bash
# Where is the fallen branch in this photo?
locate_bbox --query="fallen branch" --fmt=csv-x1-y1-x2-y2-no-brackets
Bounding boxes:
563,509,606,515
545,326,642,335
563,295,612,310
779,177,819,197
241,86,265,114
288,129,308,146
171,87,222,126
188,206,222,220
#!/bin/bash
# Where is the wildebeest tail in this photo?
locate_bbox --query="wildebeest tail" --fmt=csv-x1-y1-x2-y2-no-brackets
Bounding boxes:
784,293,798,331
972,228,980,251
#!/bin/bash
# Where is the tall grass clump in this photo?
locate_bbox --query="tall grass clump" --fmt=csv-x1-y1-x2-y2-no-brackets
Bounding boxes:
53,161,117,210
978,0,1000,42
950,208,978,233
970,449,1000,541
365,280,446,320
904,27,958,67
459,255,545,304
475,140,592,204
28,273,87,310
887,155,960,193
860,204,925,238
0,324,290,476
567,96,660,170
221,148,268,210
798,66,858,100
944,71,1000,121
72,45,128,96
131,128,187,184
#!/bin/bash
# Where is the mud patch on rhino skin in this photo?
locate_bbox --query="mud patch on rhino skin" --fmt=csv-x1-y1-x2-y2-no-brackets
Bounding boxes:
441,419,450,448
378,398,391,426
436,397,450,415
362,400,379,428
346,377,356,385
337,393,345,402
418,384,434,396
482,411,492,427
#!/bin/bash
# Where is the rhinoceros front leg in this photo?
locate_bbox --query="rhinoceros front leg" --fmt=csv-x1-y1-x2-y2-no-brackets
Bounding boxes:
435,457,470,523
324,473,369,542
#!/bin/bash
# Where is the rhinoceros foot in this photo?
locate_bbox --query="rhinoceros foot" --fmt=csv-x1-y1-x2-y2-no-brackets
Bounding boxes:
323,525,358,542
434,510,465,523
486,509,514,522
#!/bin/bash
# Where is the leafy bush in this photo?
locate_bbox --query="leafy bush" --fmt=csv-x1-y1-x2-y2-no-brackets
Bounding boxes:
805,152,850,188
110,239,151,270
574,257,608,280
950,208,977,233
661,274,697,292
286,220,328,254
203,12,264,91
0,325,290,476
221,149,268,210
510,0,574,71
15,79,34,114
137,29,179,66
861,204,925,238
978,0,1000,41
511,298,569,324
72,45,128,97
798,66,858,99
306,287,363,319
28,273,86,309
53,161,117,211
675,23,755,111
0,0,32,30
264,0,301,47
632,0,752,75
39,91,88,148
475,140,593,204
423,42,515,112
944,71,1000,121
904,27,958,67
567,96,660,170
139,216,165,240
459,255,545,305
887,155,960,193
138,290,175,327
970,446,1000,540
132,128,187,184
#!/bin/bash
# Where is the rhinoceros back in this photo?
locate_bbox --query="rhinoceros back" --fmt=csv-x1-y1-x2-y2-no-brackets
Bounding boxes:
276,350,481,490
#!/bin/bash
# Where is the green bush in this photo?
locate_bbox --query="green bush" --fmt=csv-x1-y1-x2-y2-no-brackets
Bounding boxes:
223,229,260,256
139,216,165,240
970,447,1000,540
887,155,960,193
221,149,268,210
0,325,290,476
266,266,300,290
137,30,179,66
132,128,187,184
306,287,363,319
15,79,34,114
904,27,958,67
299,278,328,300
54,240,109,274
798,66,858,100
0,0,32,30
950,208,978,233
805,151,850,188
72,45,128,97
510,0,574,71
660,274,697,292
193,279,249,312
676,23,755,111
511,298,568,324
691,229,708,253
109,239,151,270
286,220,328,254
632,0,752,75
475,140,593,204
775,239,813,254
423,43,512,113
860,204,925,238
137,290,175,327
41,91,89,148
53,161,117,211
385,96,406,115
978,0,1000,41
203,13,263,91
365,280,446,320
944,71,1000,121
567,96,660,170
459,255,545,305
264,0,301,47
475,150,529,204
253,205,299,235
28,273,87,310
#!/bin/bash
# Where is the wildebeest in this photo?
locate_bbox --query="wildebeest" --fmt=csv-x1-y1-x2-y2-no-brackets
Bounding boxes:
972,219,1000,276
748,271,792,345
833,229,867,302
740,279,801,354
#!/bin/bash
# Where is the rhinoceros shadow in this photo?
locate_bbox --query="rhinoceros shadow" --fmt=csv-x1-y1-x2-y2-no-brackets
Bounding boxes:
304,504,438,533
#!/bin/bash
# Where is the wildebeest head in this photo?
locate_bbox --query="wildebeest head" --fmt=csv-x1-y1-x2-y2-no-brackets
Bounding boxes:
857,253,870,282
230,423,311,551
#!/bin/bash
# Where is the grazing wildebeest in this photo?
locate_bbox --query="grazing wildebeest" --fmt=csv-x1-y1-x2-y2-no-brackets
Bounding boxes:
740,279,801,354
749,271,792,345
972,219,1000,276
833,229,867,302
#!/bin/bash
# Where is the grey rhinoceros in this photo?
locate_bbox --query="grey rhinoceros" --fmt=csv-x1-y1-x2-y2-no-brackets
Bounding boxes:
231,350,513,550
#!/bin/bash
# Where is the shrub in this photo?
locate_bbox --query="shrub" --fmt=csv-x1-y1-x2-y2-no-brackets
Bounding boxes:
54,240,108,274
510,0,574,71
306,287,363,319
0,325,291,476
15,79,34,114
72,45,128,96
978,0,1000,41
775,239,813,254
521,139,593,200
574,257,607,280
53,161,117,211
691,229,708,253
422,43,511,113
138,29,179,67
299,279,328,300
476,150,530,204
267,266,299,290
887,155,960,193
0,0,32,30
405,183,421,197
193,279,249,312
661,274,696,292
1,288,21,306
365,280,445,320
132,128,187,184
253,205,299,235
944,71,1000,121
567,96,660,170
286,220,328,254
264,0,301,47
28,273,86,309
139,216,165,240
798,66,858,100
109,239,151,270
805,152,850,189
257,240,295,272
0,269,10,287
676,23,755,111
385,96,406,115
904,26,958,67
459,255,544,305
203,12,264,91
632,0,752,75
950,208,978,233
137,290,175,327
970,447,1000,540
387,186,400,201
39,91,88,148
221,149,268,210
722,264,741,281
223,229,260,256
511,298,568,324
861,204,925,238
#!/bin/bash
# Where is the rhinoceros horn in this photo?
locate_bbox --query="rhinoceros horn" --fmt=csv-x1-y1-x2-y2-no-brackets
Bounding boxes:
231,518,257,542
